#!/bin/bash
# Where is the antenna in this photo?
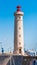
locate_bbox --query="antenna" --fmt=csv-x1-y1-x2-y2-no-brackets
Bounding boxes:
10,47,13,53
0,42,2,48
0,42,2,52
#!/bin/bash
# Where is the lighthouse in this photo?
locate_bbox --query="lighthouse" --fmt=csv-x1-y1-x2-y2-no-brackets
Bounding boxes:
14,6,24,55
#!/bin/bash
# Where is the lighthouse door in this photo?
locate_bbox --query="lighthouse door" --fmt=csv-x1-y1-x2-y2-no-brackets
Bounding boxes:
19,48,21,53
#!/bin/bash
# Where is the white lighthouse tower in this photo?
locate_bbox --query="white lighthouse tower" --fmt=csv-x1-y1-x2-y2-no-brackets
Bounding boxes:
14,6,24,55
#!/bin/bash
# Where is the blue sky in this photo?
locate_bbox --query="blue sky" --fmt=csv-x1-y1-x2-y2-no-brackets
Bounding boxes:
0,0,37,52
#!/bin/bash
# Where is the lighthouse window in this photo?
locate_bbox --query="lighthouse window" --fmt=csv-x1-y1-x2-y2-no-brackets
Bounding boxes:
19,35,21,37
19,42,21,44
19,27,21,29
19,17,21,19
